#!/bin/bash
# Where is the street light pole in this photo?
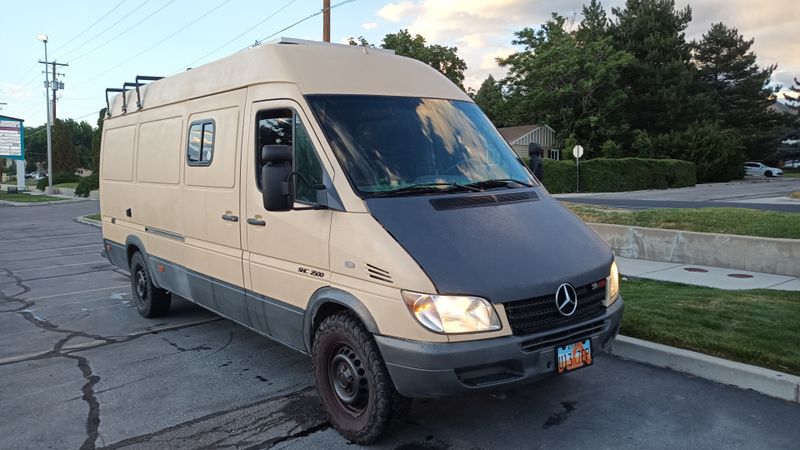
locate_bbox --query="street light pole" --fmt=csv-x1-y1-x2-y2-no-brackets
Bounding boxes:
37,33,54,191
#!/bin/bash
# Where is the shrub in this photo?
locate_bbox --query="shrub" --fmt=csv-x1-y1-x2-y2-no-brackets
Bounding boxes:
651,122,745,182
522,157,695,193
35,171,81,191
75,173,99,197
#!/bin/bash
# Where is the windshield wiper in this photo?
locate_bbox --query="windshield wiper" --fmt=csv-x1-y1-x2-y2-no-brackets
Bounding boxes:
464,178,534,190
363,182,481,198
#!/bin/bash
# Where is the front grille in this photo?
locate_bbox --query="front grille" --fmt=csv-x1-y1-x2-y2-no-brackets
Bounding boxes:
504,281,607,336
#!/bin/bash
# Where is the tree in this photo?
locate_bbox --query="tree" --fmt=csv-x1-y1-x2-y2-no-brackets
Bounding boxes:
694,23,783,161
381,29,467,89
473,75,508,126
785,77,800,113
500,14,632,154
91,108,106,173
611,0,711,137
52,118,77,173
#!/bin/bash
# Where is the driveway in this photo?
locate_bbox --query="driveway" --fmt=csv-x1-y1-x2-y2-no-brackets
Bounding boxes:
1,201,798,449
555,177,800,211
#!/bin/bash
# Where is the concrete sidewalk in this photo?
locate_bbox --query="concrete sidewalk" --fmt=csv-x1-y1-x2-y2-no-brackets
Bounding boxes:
617,257,800,291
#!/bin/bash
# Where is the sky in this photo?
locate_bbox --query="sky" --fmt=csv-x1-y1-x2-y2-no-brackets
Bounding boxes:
1,0,798,128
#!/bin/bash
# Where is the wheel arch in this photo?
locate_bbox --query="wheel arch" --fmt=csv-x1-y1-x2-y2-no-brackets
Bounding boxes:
124,235,164,289
303,287,381,353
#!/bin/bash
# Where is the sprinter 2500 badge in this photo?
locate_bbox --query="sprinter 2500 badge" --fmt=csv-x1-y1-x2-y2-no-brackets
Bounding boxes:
297,267,324,278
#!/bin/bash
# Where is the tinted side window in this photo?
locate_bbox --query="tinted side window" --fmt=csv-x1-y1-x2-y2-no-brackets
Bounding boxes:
187,120,215,166
294,116,323,204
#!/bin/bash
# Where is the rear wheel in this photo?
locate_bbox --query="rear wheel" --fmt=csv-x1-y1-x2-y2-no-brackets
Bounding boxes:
312,311,410,444
129,252,171,318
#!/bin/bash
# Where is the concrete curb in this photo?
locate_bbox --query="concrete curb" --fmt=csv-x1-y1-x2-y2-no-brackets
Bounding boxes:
0,197,90,207
589,223,800,277
611,335,800,403
75,216,102,228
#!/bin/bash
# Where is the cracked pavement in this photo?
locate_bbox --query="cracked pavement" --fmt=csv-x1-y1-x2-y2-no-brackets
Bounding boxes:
1,201,799,449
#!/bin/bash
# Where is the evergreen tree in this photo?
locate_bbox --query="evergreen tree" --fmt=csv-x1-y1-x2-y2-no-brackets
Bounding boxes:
786,77,800,112
611,0,711,137
576,0,609,44
695,23,782,160
473,75,507,127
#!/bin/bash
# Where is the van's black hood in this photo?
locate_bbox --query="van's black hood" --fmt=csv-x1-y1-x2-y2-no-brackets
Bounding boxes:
365,189,613,303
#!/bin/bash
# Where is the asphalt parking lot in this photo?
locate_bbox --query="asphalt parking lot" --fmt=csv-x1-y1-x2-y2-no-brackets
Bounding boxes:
1,201,799,450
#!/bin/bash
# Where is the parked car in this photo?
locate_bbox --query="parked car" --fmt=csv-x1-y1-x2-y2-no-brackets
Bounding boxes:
784,160,800,169
744,162,783,177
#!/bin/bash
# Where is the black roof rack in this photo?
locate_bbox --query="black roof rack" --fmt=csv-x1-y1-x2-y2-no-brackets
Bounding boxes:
104,75,163,117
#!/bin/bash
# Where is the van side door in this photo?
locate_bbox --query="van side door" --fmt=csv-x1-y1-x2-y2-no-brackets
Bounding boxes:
243,99,332,350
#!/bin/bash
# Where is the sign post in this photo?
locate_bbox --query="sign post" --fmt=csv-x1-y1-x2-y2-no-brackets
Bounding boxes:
572,144,584,193
0,115,25,191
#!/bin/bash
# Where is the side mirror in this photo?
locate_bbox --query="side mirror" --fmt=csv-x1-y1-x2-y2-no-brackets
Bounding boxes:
261,145,293,211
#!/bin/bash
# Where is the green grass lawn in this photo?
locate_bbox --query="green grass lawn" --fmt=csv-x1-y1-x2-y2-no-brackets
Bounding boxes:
620,279,800,375
55,182,79,189
566,203,800,239
83,213,101,221
0,191,64,203
783,169,800,179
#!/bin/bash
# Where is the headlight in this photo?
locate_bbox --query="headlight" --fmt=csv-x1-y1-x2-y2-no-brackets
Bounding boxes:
401,291,501,334
605,261,620,306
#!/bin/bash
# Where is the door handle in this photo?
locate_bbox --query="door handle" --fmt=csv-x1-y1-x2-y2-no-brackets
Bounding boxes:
221,214,239,222
247,218,266,226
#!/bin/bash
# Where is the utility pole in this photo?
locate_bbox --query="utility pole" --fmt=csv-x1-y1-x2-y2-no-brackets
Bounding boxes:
37,34,54,191
323,0,330,42
49,61,67,121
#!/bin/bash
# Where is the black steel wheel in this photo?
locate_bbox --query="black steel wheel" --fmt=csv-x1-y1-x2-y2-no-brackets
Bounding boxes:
129,252,171,318
312,311,410,444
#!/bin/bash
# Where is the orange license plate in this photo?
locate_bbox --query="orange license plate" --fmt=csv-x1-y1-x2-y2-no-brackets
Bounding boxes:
556,339,593,374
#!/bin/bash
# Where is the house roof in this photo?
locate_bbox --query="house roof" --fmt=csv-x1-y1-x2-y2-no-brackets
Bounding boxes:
770,101,797,116
0,115,24,122
497,124,541,143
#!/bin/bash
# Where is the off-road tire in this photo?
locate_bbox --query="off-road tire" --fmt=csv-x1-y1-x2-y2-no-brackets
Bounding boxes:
129,252,171,318
312,311,411,444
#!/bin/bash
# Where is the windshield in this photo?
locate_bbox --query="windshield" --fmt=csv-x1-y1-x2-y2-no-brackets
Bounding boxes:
306,95,535,196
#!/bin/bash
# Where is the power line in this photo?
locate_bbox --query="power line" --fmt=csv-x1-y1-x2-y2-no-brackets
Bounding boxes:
56,0,154,60
71,0,176,62
51,0,128,55
70,0,232,90
254,0,356,46
173,0,299,73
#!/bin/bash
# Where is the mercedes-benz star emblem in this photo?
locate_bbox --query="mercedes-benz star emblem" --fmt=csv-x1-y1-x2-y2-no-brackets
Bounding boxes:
555,283,578,316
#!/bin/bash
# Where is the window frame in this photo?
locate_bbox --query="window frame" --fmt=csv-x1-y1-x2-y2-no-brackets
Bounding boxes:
254,107,325,206
186,119,216,167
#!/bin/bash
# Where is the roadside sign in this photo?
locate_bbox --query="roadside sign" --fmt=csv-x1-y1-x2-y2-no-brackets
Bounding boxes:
0,115,24,160
573,145,584,193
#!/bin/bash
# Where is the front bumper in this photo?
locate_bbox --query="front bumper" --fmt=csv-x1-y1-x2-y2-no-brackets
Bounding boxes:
377,296,623,398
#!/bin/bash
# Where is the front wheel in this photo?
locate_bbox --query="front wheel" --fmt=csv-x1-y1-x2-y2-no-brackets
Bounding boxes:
765,170,773,177
312,311,410,444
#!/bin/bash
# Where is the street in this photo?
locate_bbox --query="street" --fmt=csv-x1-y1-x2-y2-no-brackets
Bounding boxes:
1,201,799,450
556,177,800,211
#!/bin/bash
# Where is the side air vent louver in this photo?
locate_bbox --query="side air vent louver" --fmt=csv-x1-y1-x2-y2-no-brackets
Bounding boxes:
366,264,393,284
430,191,538,210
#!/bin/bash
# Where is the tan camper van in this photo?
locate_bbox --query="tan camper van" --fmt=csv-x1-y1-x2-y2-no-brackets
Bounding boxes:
100,38,623,443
